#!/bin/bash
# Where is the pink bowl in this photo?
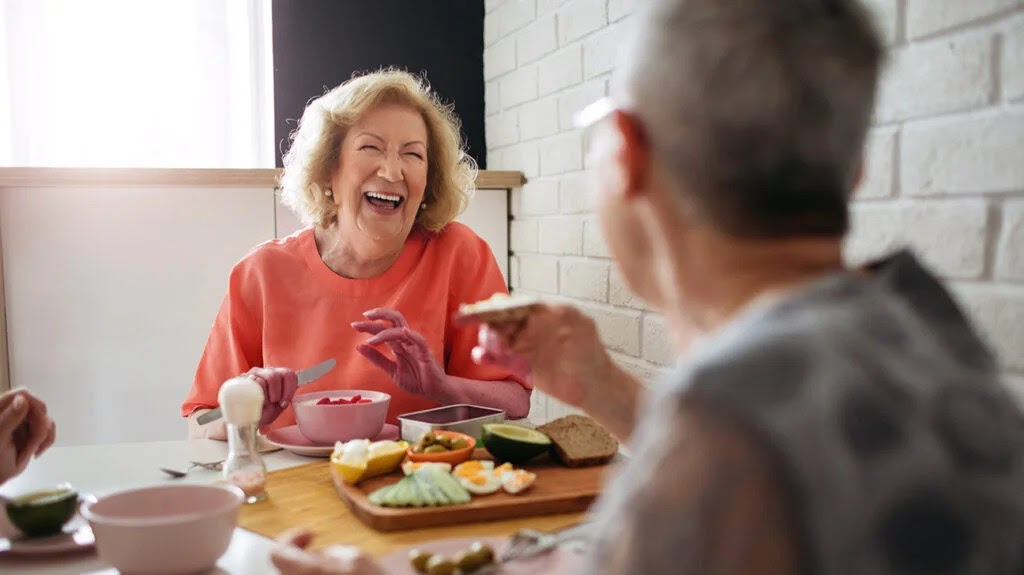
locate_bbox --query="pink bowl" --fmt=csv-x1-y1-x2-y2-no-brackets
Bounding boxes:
81,484,243,575
293,390,390,444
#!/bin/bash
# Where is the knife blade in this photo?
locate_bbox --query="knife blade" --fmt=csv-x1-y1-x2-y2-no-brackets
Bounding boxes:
196,358,337,425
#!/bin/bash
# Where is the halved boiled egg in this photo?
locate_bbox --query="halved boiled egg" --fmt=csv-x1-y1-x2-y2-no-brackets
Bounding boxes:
500,469,537,494
401,461,452,476
452,460,502,495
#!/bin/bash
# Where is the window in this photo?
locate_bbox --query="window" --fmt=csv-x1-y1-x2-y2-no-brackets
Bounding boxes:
0,0,274,168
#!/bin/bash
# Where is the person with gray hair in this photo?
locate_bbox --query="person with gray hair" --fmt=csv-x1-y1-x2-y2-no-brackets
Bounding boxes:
271,1,1024,573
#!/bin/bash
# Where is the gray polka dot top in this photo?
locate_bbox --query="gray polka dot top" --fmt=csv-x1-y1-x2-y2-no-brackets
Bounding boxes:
589,251,1024,574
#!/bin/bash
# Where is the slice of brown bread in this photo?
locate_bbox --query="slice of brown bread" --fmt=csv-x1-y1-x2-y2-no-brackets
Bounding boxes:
538,414,618,467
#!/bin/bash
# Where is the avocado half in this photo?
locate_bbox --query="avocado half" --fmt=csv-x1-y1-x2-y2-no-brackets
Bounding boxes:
481,423,552,464
5,485,78,537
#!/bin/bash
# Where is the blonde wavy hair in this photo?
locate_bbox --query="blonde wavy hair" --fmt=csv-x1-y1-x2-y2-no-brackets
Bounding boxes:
279,69,477,232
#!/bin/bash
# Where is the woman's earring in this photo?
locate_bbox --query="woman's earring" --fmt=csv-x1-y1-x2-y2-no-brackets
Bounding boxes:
419,203,427,211
325,189,333,198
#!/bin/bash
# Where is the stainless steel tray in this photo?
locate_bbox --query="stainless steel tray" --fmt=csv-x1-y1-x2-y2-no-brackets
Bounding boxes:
397,404,506,442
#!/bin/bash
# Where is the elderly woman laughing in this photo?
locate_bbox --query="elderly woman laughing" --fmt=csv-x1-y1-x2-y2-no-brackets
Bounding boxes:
182,70,530,439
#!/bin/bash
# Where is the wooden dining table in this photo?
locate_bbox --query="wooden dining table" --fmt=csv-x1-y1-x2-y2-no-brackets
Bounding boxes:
0,439,587,574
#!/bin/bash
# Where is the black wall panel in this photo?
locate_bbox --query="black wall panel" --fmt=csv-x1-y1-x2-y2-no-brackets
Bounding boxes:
272,1,486,168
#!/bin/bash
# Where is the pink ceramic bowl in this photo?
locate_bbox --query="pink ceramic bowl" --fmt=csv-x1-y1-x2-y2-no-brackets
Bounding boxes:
293,389,390,444
81,484,243,575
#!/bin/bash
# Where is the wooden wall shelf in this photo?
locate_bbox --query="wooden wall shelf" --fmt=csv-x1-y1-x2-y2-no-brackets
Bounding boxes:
0,168,525,190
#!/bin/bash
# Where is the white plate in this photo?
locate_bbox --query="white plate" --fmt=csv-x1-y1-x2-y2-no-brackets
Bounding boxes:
0,513,95,555
264,424,400,457
377,535,585,574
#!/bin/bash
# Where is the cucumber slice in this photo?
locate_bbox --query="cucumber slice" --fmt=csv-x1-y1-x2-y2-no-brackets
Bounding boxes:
413,473,438,506
368,484,393,506
421,472,452,506
408,478,425,507
424,468,471,504
385,478,412,506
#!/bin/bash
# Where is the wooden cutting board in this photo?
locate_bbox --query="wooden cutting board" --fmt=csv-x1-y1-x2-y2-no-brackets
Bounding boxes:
333,449,615,532
237,459,597,555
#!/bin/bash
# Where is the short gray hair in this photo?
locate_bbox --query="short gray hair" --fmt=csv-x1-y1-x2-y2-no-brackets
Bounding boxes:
617,0,883,237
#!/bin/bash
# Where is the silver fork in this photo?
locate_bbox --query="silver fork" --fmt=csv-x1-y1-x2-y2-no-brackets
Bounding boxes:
498,522,595,564
159,460,223,478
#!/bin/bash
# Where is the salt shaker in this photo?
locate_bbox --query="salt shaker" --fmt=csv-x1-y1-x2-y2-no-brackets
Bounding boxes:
218,376,267,503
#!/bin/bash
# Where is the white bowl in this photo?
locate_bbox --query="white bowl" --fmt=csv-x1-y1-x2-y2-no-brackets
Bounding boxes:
81,484,243,575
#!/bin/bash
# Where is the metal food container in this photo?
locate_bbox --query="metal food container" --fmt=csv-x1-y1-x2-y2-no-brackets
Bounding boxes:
397,405,506,442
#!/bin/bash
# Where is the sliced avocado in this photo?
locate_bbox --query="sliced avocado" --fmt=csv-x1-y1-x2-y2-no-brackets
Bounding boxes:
481,423,552,464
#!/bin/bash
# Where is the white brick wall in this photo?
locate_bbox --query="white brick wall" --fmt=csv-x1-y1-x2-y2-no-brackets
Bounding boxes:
538,216,584,254
486,0,1024,422
559,173,591,213
953,284,1024,373
1005,16,1024,101
862,0,902,45
557,0,607,45
518,96,559,140
518,255,559,294
902,110,1024,196
559,258,609,301
996,201,1024,281
609,266,646,310
856,128,898,200
538,45,583,95
845,200,991,279
485,36,516,81
905,0,1022,40
539,131,583,175
607,0,637,22
874,32,994,123
517,15,558,65
641,314,674,366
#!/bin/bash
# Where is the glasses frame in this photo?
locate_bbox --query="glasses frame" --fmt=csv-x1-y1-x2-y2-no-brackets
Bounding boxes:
572,97,624,131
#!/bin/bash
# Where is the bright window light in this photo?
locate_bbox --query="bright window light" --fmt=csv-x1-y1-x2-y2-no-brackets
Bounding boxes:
0,0,274,168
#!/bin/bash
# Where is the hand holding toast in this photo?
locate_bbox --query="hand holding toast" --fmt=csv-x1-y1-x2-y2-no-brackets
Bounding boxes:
471,304,641,441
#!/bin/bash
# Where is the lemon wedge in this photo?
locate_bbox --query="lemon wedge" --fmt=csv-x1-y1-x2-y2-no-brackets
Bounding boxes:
331,439,408,485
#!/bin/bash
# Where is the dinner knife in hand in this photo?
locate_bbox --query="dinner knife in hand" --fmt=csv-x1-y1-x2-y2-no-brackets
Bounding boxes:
195,358,337,425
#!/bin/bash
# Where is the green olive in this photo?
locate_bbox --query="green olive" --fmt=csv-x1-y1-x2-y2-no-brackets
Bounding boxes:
449,438,468,450
408,549,433,573
469,542,495,565
454,550,484,572
438,436,453,449
426,555,456,575
424,444,448,454
420,434,435,446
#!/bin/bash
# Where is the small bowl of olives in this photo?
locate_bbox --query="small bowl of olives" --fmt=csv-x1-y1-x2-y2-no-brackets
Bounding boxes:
405,430,476,465
409,541,495,575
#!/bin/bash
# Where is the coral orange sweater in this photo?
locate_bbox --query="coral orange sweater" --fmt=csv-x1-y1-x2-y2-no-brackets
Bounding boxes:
182,223,526,428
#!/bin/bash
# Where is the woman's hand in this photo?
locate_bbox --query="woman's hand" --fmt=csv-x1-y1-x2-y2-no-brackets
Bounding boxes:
0,389,56,485
188,367,298,439
271,529,384,575
352,308,446,400
472,305,641,441
244,367,299,427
